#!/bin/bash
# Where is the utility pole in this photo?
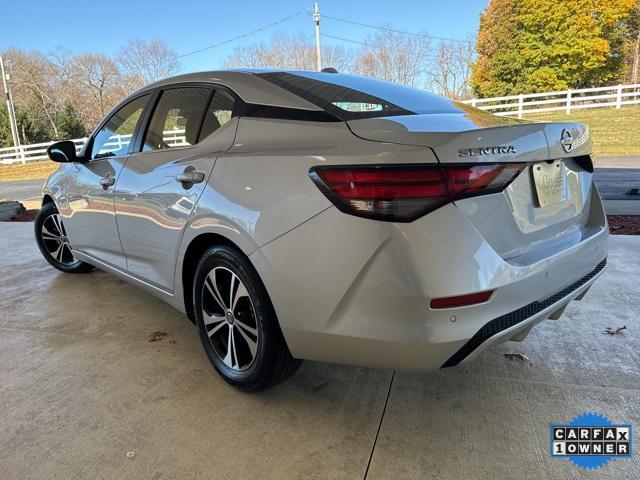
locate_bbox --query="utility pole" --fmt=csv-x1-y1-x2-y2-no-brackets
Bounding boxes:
0,56,20,157
313,1,322,71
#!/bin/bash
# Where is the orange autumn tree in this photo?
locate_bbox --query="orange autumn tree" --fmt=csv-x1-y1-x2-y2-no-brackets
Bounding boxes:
471,0,638,97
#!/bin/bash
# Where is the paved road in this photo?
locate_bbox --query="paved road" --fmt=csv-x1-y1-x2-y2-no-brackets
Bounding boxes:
1,222,639,479
596,156,639,169
0,178,44,201
593,168,640,200
592,168,640,215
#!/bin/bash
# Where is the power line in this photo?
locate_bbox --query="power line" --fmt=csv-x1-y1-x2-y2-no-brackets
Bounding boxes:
319,13,474,44
175,7,473,60
321,33,371,47
178,10,310,58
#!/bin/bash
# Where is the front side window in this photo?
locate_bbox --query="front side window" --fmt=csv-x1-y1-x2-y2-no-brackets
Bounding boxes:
142,87,211,152
90,94,150,159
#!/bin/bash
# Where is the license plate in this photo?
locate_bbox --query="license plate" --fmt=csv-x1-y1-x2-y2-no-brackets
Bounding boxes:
532,160,566,207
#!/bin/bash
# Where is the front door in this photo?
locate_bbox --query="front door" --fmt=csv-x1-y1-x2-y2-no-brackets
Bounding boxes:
114,86,237,291
64,94,150,269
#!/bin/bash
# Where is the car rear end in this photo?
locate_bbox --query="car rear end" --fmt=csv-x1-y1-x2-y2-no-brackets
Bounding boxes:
248,72,608,370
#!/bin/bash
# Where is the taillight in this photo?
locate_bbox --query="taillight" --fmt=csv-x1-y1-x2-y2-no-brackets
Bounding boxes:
310,163,525,222
446,164,525,198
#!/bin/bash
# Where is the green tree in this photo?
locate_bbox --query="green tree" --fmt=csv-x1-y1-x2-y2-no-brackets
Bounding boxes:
0,105,49,147
0,107,14,148
472,0,638,96
57,104,87,140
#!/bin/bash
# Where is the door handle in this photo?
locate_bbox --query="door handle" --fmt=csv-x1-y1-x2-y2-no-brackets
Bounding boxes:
176,170,205,185
100,175,116,188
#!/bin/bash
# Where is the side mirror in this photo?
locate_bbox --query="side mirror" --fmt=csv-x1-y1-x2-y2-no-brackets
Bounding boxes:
47,140,79,163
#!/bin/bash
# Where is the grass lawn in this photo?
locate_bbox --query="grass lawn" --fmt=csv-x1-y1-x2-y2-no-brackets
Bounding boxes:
0,160,58,182
524,105,640,157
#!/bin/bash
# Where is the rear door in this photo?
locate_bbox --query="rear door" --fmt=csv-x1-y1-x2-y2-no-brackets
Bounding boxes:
114,85,237,291
64,94,151,269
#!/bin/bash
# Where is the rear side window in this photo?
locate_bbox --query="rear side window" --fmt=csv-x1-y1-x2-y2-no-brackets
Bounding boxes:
198,90,235,142
142,87,211,152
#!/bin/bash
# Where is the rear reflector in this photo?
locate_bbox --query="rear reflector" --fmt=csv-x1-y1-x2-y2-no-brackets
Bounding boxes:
430,290,495,309
310,163,525,222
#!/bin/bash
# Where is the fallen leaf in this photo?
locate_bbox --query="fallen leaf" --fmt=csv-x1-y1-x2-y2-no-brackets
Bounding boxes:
504,353,530,362
604,326,627,335
148,331,169,342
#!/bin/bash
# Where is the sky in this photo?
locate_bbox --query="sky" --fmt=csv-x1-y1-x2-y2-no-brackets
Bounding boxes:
1,0,488,72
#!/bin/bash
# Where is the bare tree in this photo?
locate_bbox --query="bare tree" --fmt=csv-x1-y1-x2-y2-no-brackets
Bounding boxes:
225,42,271,69
3,43,170,141
353,29,432,86
626,2,640,83
323,44,352,73
225,32,351,72
4,48,69,138
117,38,181,88
632,32,640,83
426,38,476,99
71,54,128,130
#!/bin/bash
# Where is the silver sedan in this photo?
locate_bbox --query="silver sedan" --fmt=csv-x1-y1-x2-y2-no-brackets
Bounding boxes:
36,70,608,391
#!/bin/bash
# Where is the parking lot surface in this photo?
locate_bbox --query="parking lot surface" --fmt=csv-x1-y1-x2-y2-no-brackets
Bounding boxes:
0,222,638,479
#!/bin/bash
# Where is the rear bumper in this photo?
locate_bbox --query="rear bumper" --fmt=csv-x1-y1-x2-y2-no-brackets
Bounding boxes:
250,184,609,371
442,258,606,367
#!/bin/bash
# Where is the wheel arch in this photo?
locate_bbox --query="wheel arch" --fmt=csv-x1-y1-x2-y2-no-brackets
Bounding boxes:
181,232,251,323
42,194,55,207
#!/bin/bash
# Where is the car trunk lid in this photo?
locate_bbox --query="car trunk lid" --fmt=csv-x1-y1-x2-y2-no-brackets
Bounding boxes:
347,113,601,263
347,111,591,162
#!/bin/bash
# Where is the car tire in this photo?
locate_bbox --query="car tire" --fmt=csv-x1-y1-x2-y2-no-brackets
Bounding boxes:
193,245,301,392
34,203,94,274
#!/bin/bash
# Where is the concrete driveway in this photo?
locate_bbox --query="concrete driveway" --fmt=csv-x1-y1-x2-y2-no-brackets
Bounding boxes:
0,222,638,480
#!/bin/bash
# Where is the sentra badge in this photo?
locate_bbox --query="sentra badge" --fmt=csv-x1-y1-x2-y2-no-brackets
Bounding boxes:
458,146,516,157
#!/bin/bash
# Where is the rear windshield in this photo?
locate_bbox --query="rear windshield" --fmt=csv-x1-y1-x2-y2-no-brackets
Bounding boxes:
256,71,462,121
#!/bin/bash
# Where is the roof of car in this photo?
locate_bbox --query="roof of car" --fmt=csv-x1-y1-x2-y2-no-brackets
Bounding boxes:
140,69,328,111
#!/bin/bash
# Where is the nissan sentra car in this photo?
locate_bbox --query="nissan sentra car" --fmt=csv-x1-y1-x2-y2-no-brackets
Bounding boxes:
36,70,608,391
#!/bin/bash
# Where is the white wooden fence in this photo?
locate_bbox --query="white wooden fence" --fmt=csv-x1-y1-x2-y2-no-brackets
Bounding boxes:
462,83,640,118
2,83,640,164
0,129,188,165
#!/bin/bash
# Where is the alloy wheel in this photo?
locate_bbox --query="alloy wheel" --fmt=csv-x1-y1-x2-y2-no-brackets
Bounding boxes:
41,213,76,265
201,266,259,371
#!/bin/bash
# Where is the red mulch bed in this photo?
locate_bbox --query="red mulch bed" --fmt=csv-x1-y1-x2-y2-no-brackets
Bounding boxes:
607,216,640,235
8,209,39,222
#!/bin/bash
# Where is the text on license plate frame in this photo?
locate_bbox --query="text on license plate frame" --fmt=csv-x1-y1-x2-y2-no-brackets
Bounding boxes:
532,160,566,207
